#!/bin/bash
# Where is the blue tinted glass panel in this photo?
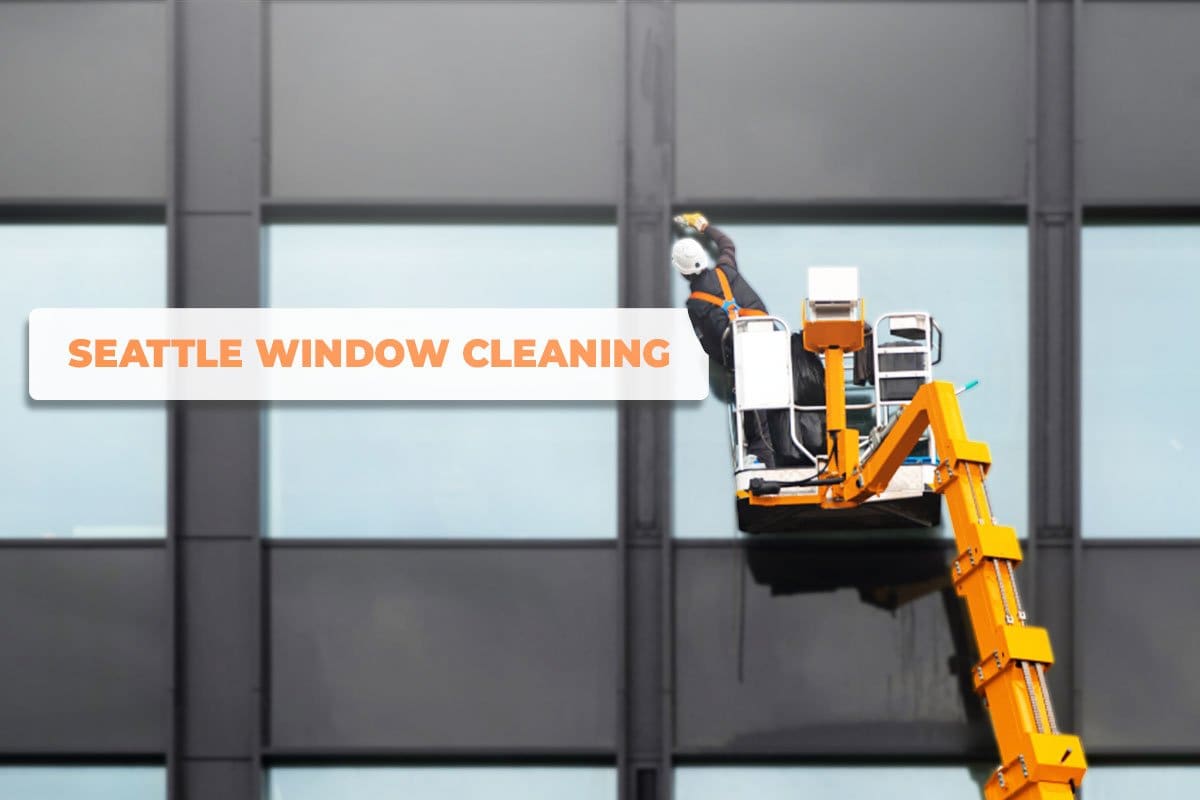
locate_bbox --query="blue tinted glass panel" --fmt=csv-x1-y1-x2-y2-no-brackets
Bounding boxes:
1085,766,1200,797
671,225,1027,538
0,226,166,538
1082,226,1200,537
676,766,986,798
268,767,616,800
0,767,164,799
264,225,618,537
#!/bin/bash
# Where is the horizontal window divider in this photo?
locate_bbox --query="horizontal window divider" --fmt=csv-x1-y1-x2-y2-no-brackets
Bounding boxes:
672,750,994,766
262,747,616,767
669,201,1027,225
262,537,619,550
672,537,958,552
261,200,617,225
0,752,165,765
0,538,166,550
1084,204,1200,222
0,201,164,224
265,0,608,4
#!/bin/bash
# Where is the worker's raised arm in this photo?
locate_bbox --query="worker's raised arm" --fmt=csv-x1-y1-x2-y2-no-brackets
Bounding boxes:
704,224,738,273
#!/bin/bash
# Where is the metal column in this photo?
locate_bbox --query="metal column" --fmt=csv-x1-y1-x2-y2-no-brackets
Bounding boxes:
1026,0,1082,732
167,1,264,799
618,2,675,799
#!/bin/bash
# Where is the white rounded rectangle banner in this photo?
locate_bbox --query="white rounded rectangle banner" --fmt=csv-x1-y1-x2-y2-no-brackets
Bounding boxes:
28,308,710,401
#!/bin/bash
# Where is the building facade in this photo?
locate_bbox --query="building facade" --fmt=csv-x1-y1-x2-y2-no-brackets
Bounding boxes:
1,1,1198,798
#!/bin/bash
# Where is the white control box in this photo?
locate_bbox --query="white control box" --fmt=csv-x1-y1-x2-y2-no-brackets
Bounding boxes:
807,266,860,320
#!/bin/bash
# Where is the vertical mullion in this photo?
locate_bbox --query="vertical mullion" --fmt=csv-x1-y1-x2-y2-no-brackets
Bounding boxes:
1028,0,1082,733
1069,0,1085,746
165,0,180,791
619,2,675,800
167,0,264,798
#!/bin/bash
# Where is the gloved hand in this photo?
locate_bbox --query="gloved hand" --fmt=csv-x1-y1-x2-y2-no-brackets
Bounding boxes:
673,212,709,233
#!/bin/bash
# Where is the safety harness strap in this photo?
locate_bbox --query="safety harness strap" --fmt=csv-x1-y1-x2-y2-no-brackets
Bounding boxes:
689,290,726,307
715,266,735,300
689,268,766,319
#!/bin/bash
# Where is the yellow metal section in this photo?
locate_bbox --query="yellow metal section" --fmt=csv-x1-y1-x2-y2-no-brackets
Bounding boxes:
819,347,862,500
800,298,867,352
832,380,1088,797
736,489,823,506
801,315,866,503
743,305,1087,796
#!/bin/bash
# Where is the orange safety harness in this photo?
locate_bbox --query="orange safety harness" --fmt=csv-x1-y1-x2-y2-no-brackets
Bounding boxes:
689,267,767,321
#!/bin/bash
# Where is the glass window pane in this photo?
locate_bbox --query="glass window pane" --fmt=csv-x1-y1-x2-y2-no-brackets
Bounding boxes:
676,766,986,798
1085,766,1200,797
264,224,618,538
1082,226,1199,537
0,225,166,538
0,767,164,799
268,767,616,800
671,224,1027,538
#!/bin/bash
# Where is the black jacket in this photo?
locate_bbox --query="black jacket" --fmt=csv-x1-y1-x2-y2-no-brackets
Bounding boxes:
683,225,768,366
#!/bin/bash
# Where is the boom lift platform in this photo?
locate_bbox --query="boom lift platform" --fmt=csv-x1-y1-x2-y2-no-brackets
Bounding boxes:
728,267,1087,798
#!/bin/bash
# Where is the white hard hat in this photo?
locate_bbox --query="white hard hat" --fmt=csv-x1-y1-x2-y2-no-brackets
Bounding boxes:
671,238,711,276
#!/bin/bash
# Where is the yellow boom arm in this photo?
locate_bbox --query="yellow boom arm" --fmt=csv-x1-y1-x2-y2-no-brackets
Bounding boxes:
736,292,1086,796
840,380,1087,798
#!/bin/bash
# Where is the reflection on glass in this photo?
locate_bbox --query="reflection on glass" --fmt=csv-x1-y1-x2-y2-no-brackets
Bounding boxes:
0,767,164,799
1082,226,1200,537
268,767,616,800
264,225,618,537
0,226,166,538
676,766,986,798
671,225,1027,538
